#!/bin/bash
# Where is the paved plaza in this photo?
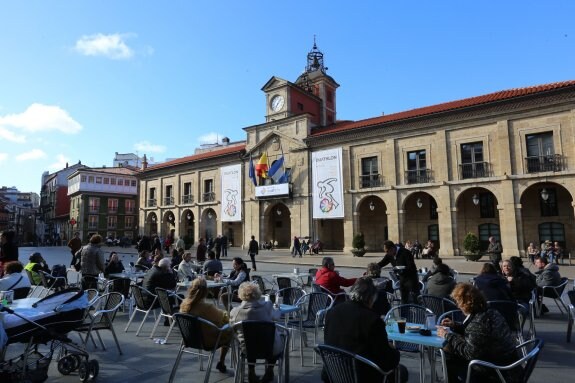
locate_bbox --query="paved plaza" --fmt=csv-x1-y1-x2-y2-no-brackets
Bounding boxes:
3,245,575,382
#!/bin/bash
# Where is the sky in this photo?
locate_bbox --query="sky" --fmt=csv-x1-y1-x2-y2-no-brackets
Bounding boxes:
1,1,574,194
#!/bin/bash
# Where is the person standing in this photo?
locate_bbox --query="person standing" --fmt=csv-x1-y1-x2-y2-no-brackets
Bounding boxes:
220,234,228,257
79,234,105,289
174,235,185,252
214,235,222,260
0,230,19,278
377,240,420,304
196,238,208,263
67,232,82,267
248,235,258,271
292,236,302,258
487,236,503,272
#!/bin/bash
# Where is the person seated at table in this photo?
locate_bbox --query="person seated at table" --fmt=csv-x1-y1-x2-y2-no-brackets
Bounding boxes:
177,252,196,281
437,283,522,383
534,255,562,314
143,257,177,306
24,252,53,286
230,282,282,383
0,261,31,293
216,257,250,310
363,262,393,316
323,277,402,382
473,263,513,301
426,263,456,299
502,257,536,307
170,247,184,269
203,250,223,277
135,251,153,271
421,257,454,282
180,277,233,374
315,257,357,303
104,251,125,277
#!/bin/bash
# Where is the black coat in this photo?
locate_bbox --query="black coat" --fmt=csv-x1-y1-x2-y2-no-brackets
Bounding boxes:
474,273,513,301
324,300,400,381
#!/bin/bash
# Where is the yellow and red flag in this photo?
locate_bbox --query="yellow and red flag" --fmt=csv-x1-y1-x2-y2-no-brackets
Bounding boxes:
255,152,269,178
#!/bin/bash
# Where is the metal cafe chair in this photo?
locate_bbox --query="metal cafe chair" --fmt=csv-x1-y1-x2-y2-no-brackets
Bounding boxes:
124,284,158,336
150,287,183,343
315,344,396,383
168,313,231,383
538,277,569,315
232,320,290,383
566,290,575,342
487,300,525,344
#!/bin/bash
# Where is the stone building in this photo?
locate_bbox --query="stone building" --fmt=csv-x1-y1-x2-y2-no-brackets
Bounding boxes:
138,42,575,257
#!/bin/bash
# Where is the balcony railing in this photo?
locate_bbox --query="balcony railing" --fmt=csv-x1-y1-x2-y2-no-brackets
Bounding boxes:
89,207,100,214
405,169,432,185
202,192,215,203
525,154,565,173
125,209,135,214
108,208,118,214
459,162,490,179
147,199,157,207
107,224,117,229
163,196,174,206
359,174,383,189
182,194,194,204
88,224,98,229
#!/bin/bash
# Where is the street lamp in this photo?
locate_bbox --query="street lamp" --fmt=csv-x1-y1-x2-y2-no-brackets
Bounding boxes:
276,208,282,216
207,212,213,219
369,201,375,211
186,212,192,221
416,198,423,209
472,194,480,206
540,188,549,202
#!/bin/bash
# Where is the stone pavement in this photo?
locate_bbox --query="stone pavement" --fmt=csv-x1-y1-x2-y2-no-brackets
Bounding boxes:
3,246,575,382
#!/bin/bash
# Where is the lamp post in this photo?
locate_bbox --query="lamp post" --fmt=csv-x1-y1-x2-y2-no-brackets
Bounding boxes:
472,194,480,206
540,188,549,202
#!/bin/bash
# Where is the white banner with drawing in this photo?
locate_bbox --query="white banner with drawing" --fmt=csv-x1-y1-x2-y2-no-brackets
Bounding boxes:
312,147,344,219
220,164,242,221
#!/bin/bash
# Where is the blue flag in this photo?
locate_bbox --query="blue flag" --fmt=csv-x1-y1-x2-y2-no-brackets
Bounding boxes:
268,155,285,183
249,156,257,186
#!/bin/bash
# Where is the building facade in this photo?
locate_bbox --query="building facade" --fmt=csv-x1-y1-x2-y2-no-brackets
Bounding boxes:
138,43,575,257
67,166,139,243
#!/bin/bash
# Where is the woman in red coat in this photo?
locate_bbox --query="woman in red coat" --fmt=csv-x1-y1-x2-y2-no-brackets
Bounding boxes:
315,257,357,296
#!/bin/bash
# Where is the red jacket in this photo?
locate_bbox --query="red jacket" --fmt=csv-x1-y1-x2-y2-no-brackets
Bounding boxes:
315,267,357,294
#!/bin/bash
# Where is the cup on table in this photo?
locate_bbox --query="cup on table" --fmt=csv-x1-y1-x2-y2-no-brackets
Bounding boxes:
264,294,270,302
397,317,407,334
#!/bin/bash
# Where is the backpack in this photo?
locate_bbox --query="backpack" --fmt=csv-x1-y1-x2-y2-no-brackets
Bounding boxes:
51,264,67,278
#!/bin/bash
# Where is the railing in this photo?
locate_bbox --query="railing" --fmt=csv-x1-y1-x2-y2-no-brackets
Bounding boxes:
359,174,383,189
108,208,118,214
107,224,117,229
88,224,98,229
525,154,565,173
147,199,157,207
182,194,194,204
459,162,490,179
405,169,432,184
202,192,215,203
125,209,135,214
163,196,174,205
88,207,100,214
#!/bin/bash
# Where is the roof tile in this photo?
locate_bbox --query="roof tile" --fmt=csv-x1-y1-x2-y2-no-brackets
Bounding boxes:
143,145,246,172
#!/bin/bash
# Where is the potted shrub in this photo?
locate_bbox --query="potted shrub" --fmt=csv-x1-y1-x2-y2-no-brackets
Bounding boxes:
351,232,366,257
462,232,483,261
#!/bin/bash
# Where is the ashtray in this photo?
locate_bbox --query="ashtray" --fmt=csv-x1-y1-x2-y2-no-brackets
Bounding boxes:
419,329,432,336
406,326,421,333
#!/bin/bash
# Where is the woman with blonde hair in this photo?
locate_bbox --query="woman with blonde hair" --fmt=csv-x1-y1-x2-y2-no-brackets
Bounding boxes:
179,278,232,374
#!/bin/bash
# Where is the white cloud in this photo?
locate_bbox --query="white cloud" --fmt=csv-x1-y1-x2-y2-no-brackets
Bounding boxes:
0,103,82,134
198,132,225,145
134,141,166,153
49,154,70,170
0,127,26,143
75,33,135,60
15,149,46,161
0,153,8,163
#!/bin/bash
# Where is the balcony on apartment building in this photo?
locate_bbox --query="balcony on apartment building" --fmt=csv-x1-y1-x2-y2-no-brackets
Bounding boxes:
147,199,157,208
525,154,565,173
359,174,384,189
181,194,194,204
459,162,490,180
405,169,433,185
163,196,174,206
202,192,215,203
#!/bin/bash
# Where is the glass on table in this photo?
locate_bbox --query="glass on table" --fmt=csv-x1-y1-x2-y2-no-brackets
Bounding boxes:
385,314,396,333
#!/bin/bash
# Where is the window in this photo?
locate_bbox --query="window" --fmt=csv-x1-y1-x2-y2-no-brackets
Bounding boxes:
406,150,430,184
96,177,102,184
526,132,560,172
88,215,98,229
538,222,565,245
460,142,486,179
107,216,117,229
360,156,381,188
108,198,118,213
203,179,215,202
103,177,109,185
428,224,439,243
480,193,495,218
124,179,130,186
88,197,100,213
125,216,134,230
540,188,558,216
131,180,137,187
81,175,87,182
478,224,500,251
297,102,304,111
148,188,156,207
430,199,438,220
182,182,193,204
327,90,333,103
88,176,94,183
110,178,116,185
118,179,124,186
125,200,135,214
165,185,174,205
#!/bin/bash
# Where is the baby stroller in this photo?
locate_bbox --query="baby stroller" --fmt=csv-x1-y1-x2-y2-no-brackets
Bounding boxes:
0,289,97,382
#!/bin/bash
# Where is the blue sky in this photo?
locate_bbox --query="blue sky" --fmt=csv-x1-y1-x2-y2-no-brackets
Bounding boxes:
1,1,574,194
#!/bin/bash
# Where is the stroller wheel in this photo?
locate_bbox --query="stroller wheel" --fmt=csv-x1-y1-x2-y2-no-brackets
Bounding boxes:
78,360,90,382
89,359,99,380
70,353,83,371
58,355,76,375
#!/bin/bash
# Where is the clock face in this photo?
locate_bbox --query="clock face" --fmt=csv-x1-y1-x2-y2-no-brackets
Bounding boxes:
270,95,285,112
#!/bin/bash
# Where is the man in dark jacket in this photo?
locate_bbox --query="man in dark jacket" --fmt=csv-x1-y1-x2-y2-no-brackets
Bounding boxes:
487,236,503,272
143,257,177,306
248,235,259,271
324,277,401,382
378,240,420,303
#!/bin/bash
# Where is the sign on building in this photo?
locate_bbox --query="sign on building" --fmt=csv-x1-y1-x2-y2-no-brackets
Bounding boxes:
312,147,344,219
220,164,242,222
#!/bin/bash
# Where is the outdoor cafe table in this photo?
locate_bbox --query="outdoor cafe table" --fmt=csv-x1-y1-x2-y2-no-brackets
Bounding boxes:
387,323,446,383
176,280,231,312
8,297,41,310
272,272,312,287
109,271,147,280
